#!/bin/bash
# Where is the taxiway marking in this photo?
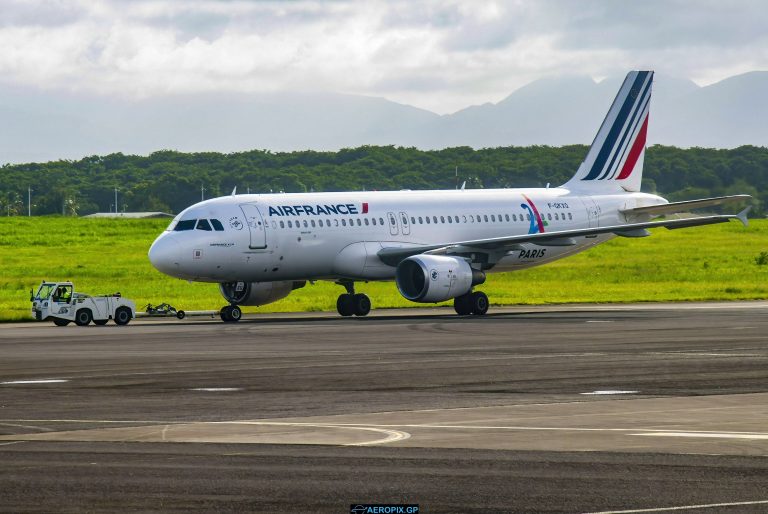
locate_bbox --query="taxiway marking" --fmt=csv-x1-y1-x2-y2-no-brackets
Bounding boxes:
585,498,768,513
1,379,68,385
633,432,768,440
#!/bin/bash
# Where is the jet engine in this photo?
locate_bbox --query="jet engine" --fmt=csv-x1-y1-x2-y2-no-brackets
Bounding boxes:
395,255,485,303
219,281,306,306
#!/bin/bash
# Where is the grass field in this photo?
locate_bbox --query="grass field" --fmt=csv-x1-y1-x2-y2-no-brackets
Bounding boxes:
1,217,766,322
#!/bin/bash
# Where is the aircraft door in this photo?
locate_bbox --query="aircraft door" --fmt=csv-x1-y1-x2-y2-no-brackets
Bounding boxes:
387,211,399,236
399,212,411,235
580,197,601,228
240,204,268,249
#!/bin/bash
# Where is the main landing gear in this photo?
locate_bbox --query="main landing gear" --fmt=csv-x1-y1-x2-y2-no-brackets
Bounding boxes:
335,280,371,317
220,304,242,322
453,291,489,316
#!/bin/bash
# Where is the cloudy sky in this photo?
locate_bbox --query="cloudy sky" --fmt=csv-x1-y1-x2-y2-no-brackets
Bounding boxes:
1,0,767,114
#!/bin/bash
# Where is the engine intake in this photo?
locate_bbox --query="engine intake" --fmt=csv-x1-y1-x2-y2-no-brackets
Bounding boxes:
396,255,485,303
219,281,306,306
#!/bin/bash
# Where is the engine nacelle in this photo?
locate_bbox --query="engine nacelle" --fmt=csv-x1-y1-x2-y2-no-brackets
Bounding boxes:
219,281,306,306
395,255,485,303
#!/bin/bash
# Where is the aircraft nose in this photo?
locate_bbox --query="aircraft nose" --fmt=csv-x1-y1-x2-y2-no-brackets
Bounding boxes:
148,234,182,276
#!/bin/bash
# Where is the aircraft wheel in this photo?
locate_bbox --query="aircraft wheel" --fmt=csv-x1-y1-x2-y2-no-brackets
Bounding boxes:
114,307,132,325
336,294,354,317
53,318,70,327
94,319,109,326
176,310,186,320
470,291,489,315
453,293,473,315
74,309,92,326
352,294,371,316
220,305,241,322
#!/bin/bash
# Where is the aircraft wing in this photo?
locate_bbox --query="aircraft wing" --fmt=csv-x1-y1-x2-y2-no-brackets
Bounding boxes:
621,195,751,217
377,207,751,266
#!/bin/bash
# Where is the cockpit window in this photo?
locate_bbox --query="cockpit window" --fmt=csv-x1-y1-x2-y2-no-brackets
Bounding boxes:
174,219,196,231
196,219,212,231
210,219,224,231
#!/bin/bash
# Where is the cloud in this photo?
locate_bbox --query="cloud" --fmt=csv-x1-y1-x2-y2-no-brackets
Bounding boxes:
0,0,766,114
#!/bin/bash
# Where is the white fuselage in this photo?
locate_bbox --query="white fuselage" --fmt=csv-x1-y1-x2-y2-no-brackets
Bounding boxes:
148,188,666,283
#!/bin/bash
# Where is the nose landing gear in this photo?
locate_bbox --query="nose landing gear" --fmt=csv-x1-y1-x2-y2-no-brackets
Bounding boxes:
335,280,371,317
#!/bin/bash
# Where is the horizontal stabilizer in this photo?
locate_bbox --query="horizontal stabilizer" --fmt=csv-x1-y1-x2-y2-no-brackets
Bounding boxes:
622,195,751,217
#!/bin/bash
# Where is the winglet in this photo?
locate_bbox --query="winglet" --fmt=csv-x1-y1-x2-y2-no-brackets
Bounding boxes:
231,186,237,196
737,206,751,227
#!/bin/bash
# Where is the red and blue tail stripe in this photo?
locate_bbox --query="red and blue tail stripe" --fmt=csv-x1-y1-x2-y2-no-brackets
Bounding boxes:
564,70,653,193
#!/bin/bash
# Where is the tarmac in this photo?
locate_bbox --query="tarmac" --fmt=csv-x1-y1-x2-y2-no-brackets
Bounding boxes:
2,302,768,513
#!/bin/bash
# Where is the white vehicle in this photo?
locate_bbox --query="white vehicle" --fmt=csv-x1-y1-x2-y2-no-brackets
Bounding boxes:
31,281,135,326
148,70,750,321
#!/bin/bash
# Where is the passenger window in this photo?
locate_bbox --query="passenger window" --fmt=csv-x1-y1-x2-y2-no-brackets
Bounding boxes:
512,214,517,222
379,217,384,225
211,219,225,231
357,219,362,226
174,219,196,231
484,215,489,222
342,219,347,226
318,220,323,227
440,216,445,223
425,217,430,224
462,215,467,223
418,217,423,224
432,216,437,224
470,215,474,222
447,216,452,224
288,220,293,228
303,220,308,228
335,219,339,226
547,213,552,221
280,220,285,228
410,216,415,224
505,214,510,222
569,213,573,220
364,218,369,226
311,220,316,227
372,218,377,226
196,219,212,231
491,215,496,222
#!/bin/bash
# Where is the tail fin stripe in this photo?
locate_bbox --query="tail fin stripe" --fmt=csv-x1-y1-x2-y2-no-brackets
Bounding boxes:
598,77,652,180
605,90,651,180
616,114,649,180
583,71,651,180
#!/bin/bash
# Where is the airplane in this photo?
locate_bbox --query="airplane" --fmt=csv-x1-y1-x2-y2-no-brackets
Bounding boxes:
148,70,751,322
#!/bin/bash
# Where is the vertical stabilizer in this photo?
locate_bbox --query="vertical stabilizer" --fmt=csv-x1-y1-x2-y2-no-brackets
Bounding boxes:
563,70,653,193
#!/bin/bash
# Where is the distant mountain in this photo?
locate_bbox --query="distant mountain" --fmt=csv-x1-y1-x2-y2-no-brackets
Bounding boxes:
0,71,766,164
